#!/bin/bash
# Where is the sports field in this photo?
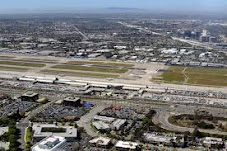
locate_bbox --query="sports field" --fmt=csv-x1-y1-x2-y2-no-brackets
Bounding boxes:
155,66,227,86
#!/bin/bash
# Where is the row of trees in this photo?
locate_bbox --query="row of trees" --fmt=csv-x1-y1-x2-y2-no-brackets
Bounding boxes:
8,119,20,151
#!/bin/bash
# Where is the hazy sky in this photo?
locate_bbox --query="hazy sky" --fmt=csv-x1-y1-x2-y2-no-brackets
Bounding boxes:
1,0,227,13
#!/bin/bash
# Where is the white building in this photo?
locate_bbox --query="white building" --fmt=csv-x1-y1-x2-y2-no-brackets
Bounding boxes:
0,127,8,136
32,136,67,151
143,133,177,146
202,137,224,148
115,141,140,151
32,124,77,142
89,137,111,148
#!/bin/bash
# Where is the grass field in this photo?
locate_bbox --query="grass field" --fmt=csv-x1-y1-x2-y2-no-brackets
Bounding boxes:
51,64,128,74
25,127,33,143
0,61,46,67
155,66,227,86
41,69,119,78
168,114,227,131
0,55,15,59
67,60,134,68
0,65,28,72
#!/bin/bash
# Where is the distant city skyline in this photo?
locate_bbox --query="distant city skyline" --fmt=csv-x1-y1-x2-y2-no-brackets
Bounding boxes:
0,0,227,14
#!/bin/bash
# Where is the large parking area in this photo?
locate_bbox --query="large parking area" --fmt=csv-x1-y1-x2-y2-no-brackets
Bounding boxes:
35,105,91,122
0,97,39,118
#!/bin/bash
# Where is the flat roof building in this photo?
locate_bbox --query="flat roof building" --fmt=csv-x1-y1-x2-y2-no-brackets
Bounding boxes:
0,127,8,136
89,137,112,148
32,124,77,142
92,121,110,132
93,115,115,123
112,119,127,130
115,141,140,151
202,137,224,148
143,133,177,146
21,92,39,102
32,136,67,151
63,97,81,107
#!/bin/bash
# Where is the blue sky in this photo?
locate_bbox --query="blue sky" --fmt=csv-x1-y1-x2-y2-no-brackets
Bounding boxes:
0,0,227,13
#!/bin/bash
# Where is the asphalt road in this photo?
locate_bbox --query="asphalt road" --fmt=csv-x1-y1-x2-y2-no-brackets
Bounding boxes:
153,105,227,136
17,99,57,150
76,103,106,137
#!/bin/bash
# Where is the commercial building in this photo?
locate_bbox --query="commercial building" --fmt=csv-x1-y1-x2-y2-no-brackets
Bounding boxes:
63,97,81,107
89,137,112,148
93,115,115,123
21,92,39,102
143,133,177,146
32,124,77,142
115,141,141,151
200,36,210,42
92,121,111,132
209,37,217,43
32,136,67,151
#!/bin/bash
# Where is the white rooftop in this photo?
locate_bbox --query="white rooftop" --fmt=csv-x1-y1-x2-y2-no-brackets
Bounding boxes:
93,115,115,123
115,141,138,150
33,124,77,139
32,136,66,151
203,137,223,145
89,137,111,146
0,142,9,150
0,127,8,136
143,133,176,143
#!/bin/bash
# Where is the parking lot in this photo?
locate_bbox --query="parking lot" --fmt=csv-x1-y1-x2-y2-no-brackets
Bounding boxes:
0,99,39,118
35,105,91,122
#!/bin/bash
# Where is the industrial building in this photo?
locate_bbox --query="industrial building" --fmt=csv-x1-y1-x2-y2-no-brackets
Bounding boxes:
32,136,67,151
32,124,77,142
63,97,81,107
21,92,39,102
